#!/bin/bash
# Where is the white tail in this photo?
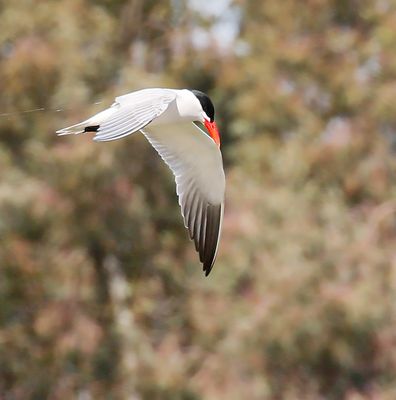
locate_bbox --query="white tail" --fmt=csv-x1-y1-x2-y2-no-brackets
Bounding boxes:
56,120,90,135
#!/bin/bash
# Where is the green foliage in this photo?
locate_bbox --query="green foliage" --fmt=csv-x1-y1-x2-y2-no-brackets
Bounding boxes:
0,0,396,399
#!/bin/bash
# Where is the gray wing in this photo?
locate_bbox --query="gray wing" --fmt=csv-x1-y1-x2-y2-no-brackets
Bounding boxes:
56,88,176,140
142,122,225,275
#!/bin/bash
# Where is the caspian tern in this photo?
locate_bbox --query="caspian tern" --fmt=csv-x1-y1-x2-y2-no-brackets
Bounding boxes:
57,88,225,276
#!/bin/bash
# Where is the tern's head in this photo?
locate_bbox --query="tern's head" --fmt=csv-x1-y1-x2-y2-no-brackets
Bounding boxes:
191,89,220,147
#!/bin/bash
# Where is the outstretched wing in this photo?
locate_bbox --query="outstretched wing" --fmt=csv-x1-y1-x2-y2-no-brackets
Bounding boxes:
142,122,225,275
56,88,176,140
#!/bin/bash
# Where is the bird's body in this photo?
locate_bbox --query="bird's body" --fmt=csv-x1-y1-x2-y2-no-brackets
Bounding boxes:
57,88,225,275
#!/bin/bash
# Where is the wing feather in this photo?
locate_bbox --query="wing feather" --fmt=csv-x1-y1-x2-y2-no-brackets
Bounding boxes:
56,88,176,139
94,90,176,141
199,205,207,262
142,122,225,275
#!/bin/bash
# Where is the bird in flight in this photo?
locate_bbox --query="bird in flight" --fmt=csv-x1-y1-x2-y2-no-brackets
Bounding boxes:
57,88,225,276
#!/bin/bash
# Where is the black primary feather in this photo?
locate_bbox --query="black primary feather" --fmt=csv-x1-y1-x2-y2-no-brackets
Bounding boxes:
84,125,99,133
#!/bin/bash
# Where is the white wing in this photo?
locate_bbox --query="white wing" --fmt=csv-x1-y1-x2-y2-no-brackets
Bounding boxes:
142,122,225,275
56,88,176,140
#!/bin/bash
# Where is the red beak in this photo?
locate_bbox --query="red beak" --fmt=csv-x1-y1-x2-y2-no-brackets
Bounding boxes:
204,120,221,147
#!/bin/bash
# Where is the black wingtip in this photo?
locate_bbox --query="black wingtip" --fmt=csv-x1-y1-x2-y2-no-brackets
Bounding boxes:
204,265,213,277
201,204,221,277
84,125,100,133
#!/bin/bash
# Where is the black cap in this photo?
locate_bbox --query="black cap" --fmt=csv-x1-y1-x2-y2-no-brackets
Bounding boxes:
190,90,215,122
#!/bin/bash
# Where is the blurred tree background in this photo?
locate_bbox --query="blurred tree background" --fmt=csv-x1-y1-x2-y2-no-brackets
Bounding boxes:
0,0,396,398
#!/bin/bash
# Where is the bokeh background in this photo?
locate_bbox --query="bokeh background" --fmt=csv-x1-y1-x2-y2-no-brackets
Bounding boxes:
1,0,396,399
